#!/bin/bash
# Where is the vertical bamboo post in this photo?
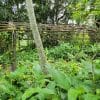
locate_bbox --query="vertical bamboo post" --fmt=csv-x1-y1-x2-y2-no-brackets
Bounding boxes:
10,22,17,71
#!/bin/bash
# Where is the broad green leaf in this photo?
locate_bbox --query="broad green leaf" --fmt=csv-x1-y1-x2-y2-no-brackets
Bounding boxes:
68,87,84,100
47,81,56,91
84,93,100,100
22,87,56,100
46,64,71,90
40,88,55,95
22,87,40,100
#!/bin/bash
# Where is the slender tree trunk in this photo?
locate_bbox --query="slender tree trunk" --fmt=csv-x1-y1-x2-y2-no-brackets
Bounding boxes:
26,0,47,73
11,30,17,71
18,36,20,50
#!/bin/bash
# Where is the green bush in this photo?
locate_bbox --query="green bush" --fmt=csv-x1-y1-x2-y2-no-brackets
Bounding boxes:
0,63,100,100
0,43,100,100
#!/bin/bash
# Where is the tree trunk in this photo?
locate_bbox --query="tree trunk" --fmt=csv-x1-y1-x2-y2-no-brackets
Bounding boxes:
11,30,17,71
25,0,47,73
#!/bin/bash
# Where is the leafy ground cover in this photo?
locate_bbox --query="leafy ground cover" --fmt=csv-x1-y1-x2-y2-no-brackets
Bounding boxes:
0,43,100,100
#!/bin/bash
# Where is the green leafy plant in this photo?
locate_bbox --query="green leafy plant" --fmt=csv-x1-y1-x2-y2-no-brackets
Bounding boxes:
0,42,100,100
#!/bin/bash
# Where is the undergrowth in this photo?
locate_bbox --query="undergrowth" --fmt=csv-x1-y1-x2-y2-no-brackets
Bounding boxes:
0,43,100,100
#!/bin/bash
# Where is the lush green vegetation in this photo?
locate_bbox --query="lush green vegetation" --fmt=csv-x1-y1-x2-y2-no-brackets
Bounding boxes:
0,0,100,100
0,43,100,100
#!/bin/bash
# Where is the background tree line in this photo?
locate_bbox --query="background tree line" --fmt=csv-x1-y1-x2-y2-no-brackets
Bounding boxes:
0,0,99,24
0,0,100,54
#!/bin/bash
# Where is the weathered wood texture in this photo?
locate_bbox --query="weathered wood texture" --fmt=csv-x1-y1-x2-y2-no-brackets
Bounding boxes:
0,22,98,33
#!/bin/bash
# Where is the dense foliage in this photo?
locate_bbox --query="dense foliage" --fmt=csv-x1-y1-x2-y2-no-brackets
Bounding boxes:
0,0,100,23
0,43,100,100
0,0,100,100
